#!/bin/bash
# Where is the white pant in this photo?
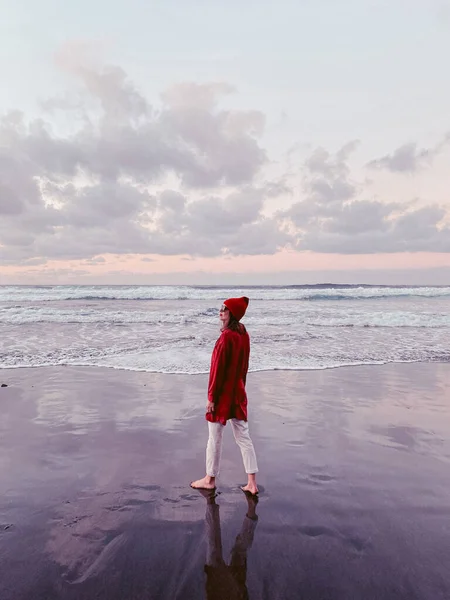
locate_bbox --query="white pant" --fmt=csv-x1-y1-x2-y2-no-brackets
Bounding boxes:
206,419,258,477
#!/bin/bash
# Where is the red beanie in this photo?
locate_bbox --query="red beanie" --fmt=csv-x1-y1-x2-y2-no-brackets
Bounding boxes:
224,296,249,321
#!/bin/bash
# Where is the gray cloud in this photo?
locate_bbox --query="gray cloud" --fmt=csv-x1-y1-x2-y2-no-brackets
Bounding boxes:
147,186,288,257
304,143,358,205
282,144,450,254
0,182,24,215
1,48,450,266
84,256,106,265
54,43,150,123
0,53,282,265
367,135,450,173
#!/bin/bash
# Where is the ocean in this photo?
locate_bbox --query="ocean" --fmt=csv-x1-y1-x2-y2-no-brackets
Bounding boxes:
1,284,450,373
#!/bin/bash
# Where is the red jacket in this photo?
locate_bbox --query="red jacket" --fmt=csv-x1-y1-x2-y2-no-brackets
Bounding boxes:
206,327,250,425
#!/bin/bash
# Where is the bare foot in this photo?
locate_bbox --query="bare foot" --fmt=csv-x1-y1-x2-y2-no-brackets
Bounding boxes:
190,476,216,490
241,483,259,495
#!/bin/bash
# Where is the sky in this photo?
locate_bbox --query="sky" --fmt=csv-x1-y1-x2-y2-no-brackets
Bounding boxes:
1,0,450,285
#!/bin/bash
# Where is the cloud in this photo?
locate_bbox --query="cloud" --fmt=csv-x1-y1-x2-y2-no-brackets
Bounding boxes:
1,45,450,267
304,142,359,205
283,143,359,227
367,135,450,173
281,144,450,254
83,256,106,265
0,50,282,265
146,186,289,257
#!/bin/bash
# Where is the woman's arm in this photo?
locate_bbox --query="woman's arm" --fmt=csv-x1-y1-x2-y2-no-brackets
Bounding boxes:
243,332,250,386
207,334,229,404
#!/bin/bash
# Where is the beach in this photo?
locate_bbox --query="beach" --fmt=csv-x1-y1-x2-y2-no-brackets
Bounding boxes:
1,364,449,599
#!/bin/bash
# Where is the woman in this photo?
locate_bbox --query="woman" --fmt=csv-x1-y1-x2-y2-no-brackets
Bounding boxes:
191,296,259,495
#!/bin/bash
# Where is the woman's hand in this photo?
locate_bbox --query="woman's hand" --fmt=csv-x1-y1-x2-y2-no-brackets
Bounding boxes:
206,401,215,413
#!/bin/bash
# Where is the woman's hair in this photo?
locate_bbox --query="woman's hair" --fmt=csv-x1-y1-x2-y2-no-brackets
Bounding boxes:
225,311,246,334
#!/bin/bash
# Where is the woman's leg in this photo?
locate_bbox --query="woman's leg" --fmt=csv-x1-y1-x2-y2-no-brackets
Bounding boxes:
230,419,259,494
206,422,224,477
191,422,224,489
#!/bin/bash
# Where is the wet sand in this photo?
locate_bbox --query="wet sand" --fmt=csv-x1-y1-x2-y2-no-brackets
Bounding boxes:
0,364,449,600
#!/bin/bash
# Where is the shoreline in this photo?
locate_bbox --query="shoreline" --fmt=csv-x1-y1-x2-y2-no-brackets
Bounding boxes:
1,357,449,377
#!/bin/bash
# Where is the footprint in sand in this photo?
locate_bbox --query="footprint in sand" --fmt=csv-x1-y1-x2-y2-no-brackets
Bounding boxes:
299,525,336,538
296,472,336,486
309,473,336,482
124,484,161,492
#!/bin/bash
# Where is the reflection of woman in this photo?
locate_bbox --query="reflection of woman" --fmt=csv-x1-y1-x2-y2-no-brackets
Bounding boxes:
191,297,258,495
202,490,258,600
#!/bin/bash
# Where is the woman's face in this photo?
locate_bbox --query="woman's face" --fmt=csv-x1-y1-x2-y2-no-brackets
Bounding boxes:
219,304,230,328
